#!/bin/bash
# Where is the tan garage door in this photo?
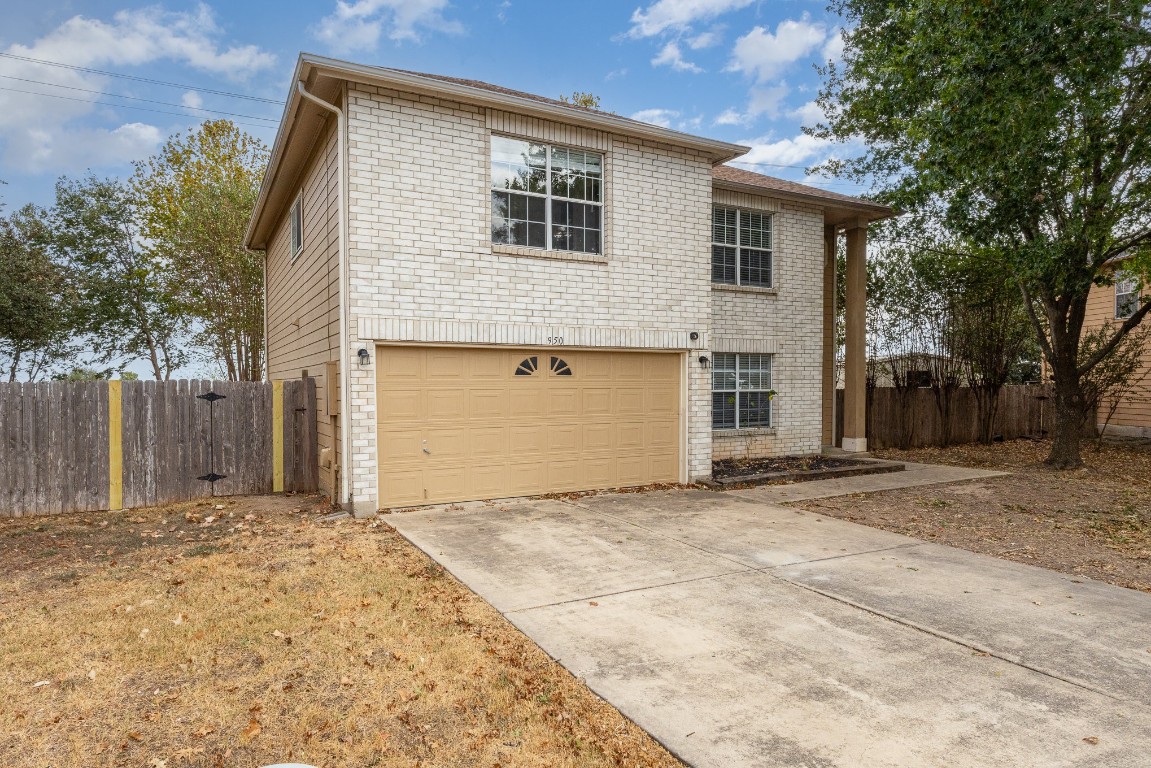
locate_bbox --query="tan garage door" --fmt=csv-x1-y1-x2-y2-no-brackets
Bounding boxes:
376,346,681,507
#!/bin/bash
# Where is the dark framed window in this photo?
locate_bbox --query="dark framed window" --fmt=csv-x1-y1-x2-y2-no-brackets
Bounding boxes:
712,206,772,288
712,353,773,429
1116,273,1140,319
491,136,603,255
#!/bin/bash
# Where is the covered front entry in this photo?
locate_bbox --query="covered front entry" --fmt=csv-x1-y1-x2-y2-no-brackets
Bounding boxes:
376,345,681,507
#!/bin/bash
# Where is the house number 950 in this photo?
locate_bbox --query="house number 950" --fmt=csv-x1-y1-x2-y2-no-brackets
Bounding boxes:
547,336,564,345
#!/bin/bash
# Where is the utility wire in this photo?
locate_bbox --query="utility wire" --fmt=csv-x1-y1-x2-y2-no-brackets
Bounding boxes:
0,75,279,122
0,51,282,104
0,86,277,130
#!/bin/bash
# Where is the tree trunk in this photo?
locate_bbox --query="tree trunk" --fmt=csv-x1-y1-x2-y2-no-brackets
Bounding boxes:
1047,372,1089,469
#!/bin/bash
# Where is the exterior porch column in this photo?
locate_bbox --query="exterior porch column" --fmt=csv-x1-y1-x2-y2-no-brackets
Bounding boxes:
842,222,868,452
821,225,838,447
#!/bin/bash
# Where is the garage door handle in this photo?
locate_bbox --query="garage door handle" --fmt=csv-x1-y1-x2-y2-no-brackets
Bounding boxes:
422,447,431,454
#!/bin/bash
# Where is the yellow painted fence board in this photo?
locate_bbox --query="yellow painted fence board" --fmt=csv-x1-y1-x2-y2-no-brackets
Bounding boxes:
272,380,284,493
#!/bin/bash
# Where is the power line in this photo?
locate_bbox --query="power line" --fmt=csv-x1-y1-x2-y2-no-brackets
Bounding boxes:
0,51,282,104
0,75,279,122
0,86,277,130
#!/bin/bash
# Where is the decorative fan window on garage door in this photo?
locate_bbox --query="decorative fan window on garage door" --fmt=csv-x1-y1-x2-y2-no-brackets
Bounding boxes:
550,357,572,375
515,356,539,375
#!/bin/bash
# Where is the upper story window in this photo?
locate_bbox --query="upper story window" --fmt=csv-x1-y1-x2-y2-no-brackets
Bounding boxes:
491,135,603,255
289,195,303,259
712,206,772,288
1116,272,1139,318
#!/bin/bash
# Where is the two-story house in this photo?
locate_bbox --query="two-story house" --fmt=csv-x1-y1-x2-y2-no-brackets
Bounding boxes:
1084,265,1150,437
245,54,892,515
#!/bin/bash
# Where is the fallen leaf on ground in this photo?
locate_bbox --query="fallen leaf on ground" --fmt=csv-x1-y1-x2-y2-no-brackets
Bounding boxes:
32,680,50,688
1083,736,1099,745
242,719,261,739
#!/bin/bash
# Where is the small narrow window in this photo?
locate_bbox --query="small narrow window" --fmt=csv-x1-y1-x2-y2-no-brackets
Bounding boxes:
1116,272,1140,319
550,357,572,375
289,195,303,259
515,356,539,376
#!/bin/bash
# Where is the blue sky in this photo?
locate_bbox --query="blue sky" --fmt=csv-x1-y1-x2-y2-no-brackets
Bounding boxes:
1,0,864,211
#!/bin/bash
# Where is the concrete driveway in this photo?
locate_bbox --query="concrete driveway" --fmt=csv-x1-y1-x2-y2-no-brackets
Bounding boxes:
387,486,1151,767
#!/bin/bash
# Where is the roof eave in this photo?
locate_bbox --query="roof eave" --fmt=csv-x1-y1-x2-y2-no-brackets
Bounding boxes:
302,53,749,163
711,178,898,224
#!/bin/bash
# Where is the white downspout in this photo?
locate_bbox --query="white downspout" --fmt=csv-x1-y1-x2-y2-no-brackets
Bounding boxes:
297,80,353,511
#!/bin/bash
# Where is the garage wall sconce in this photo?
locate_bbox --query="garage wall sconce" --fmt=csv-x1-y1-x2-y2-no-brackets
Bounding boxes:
357,348,371,366
698,355,710,369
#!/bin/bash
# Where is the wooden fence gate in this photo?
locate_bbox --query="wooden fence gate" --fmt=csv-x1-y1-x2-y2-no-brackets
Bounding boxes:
0,378,317,517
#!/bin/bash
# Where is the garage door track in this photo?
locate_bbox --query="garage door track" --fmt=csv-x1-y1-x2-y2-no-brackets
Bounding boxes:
387,487,1151,768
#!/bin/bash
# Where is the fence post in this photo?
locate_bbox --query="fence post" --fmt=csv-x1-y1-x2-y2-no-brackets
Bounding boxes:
272,379,284,493
108,380,123,511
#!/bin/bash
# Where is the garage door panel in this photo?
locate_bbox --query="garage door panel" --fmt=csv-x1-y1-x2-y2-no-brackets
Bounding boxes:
379,469,425,506
469,389,509,419
378,428,422,461
647,452,679,482
548,424,581,453
616,388,645,415
470,426,510,457
427,389,467,420
646,420,678,449
546,389,579,417
377,345,681,507
510,424,547,454
378,389,423,420
617,422,645,450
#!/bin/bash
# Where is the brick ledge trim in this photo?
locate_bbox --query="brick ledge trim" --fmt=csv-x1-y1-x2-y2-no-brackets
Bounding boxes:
358,316,705,350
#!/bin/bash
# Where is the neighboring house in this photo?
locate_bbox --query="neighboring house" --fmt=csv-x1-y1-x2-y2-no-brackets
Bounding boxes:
1084,266,1151,437
837,352,955,389
244,54,893,515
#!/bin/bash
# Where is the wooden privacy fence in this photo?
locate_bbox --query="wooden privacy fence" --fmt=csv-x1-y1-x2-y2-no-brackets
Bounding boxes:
835,384,1057,450
0,378,317,517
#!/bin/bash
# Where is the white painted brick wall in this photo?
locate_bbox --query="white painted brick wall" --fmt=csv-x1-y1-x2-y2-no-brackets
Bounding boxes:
338,84,827,508
711,199,826,459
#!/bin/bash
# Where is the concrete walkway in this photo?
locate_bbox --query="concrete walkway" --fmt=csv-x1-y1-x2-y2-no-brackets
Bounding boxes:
387,482,1151,767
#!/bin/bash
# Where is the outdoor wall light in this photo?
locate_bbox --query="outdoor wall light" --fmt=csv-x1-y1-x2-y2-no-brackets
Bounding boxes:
698,355,710,368
357,348,371,366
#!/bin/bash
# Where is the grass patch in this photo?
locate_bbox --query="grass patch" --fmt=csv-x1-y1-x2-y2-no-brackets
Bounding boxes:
0,496,681,768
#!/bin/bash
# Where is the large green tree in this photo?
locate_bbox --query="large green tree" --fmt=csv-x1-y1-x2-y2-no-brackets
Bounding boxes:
0,205,73,381
815,1,1151,467
51,175,187,380
134,120,268,381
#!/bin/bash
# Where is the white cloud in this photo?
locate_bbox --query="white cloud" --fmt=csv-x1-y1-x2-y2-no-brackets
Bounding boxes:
181,91,205,110
789,100,826,126
736,132,834,167
651,41,703,73
726,17,827,81
0,5,274,173
746,83,789,119
713,108,745,126
631,108,681,128
687,30,721,49
315,0,464,52
822,28,845,63
628,0,753,38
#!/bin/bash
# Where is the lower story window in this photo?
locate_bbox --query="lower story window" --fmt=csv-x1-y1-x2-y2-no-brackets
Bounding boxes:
712,353,773,429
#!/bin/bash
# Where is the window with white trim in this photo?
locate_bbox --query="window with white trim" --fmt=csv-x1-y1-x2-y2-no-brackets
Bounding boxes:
289,195,303,259
712,206,772,287
1116,272,1139,318
491,135,603,255
712,353,774,429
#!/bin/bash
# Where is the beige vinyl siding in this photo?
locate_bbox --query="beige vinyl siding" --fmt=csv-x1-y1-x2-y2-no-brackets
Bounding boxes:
265,115,343,496
1084,277,1151,432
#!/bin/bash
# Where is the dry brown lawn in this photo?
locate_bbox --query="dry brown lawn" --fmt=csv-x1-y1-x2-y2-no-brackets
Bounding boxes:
0,495,682,768
795,439,1151,592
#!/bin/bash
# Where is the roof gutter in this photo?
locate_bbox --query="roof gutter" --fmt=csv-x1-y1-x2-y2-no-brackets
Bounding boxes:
294,80,353,512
